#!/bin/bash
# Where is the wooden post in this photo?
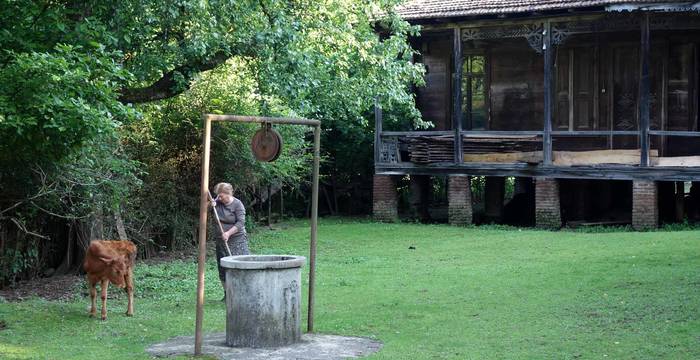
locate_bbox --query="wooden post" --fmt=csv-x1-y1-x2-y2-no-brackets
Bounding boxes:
194,115,212,355
280,186,284,220
639,14,651,167
267,184,272,227
374,97,382,164
675,181,685,222
453,27,463,163
308,124,320,332
543,21,554,165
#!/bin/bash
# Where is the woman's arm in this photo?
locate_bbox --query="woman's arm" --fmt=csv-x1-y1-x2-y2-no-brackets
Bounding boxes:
223,200,246,239
233,200,246,233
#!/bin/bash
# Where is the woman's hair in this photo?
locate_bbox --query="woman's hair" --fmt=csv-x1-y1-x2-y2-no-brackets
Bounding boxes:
214,182,233,195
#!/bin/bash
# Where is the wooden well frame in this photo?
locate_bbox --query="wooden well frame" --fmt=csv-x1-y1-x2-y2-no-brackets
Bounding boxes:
194,114,321,355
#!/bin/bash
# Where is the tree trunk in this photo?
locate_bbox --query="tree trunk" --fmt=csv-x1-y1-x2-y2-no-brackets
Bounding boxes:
114,206,128,241
91,207,104,240
55,224,74,275
322,185,335,215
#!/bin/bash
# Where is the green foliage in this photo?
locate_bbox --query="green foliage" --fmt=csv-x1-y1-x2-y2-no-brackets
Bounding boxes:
123,59,314,248
0,0,425,282
0,44,133,168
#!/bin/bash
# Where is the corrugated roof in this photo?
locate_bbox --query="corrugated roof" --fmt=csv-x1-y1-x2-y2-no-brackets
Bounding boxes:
395,0,691,20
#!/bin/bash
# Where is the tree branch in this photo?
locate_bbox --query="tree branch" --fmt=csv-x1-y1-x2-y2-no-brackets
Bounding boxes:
9,217,50,240
118,52,231,103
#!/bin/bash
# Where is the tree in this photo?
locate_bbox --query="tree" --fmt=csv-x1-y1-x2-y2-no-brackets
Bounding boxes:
0,0,425,284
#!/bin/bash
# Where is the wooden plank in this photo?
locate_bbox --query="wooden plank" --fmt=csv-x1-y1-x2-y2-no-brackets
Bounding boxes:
552,149,659,166
648,130,700,137
567,220,630,227
458,149,699,166
375,162,700,181
382,131,453,136
653,156,700,167
462,151,543,163
552,130,638,136
463,133,542,138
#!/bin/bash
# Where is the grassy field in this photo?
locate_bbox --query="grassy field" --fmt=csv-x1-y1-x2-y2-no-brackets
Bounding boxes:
1,219,699,359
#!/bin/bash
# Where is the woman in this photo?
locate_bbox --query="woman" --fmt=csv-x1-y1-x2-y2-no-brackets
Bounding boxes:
211,182,250,297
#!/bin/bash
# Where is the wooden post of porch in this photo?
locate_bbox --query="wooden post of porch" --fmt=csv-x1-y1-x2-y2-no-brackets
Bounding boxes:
639,14,651,167
543,21,554,165
452,27,463,164
374,97,382,164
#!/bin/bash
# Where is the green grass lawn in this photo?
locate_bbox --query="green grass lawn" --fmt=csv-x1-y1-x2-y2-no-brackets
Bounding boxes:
1,219,699,359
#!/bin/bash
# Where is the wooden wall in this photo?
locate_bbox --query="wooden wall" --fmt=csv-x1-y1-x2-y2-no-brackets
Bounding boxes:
415,31,453,131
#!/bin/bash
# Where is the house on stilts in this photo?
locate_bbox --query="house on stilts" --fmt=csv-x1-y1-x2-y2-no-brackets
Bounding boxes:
373,0,700,229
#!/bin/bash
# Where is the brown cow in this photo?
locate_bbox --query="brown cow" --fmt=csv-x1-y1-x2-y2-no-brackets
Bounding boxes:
83,240,137,320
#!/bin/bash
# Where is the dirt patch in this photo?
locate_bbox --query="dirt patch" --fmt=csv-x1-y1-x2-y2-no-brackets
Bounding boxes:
0,249,198,302
0,274,81,302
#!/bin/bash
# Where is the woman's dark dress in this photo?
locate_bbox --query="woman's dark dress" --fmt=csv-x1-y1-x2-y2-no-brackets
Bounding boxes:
214,197,249,282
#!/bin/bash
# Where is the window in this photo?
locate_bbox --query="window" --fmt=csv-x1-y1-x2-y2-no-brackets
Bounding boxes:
555,46,596,131
461,54,486,130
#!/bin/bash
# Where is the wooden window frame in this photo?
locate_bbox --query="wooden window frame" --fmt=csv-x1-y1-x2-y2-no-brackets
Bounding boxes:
461,51,490,130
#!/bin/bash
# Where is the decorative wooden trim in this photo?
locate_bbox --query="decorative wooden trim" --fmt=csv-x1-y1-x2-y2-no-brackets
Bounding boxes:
462,23,544,53
459,13,700,51
378,136,401,164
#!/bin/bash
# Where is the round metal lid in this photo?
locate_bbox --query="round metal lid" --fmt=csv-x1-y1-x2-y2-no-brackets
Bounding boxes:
251,126,283,162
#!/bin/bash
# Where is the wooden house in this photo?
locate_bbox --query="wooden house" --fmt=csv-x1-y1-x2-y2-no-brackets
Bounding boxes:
373,0,700,228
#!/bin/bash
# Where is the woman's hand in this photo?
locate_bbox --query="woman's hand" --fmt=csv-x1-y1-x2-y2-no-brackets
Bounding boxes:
222,227,238,242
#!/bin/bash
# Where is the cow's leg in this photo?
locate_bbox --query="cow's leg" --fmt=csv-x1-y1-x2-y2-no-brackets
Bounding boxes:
125,269,134,316
100,279,109,320
88,278,97,318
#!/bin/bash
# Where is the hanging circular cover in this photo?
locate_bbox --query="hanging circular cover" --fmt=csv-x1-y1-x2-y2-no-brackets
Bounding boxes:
251,125,283,162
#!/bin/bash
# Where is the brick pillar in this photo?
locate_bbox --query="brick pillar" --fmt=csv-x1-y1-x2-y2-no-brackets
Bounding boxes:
535,177,562,229
632,180,659,230
409,175,431,222
448,175,472,225
373,175,398,222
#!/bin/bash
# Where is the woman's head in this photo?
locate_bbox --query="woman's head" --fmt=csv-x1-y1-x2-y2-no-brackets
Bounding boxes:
214,182,234,203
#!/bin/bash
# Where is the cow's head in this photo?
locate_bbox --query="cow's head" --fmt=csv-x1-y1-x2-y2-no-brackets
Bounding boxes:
101,255,128,288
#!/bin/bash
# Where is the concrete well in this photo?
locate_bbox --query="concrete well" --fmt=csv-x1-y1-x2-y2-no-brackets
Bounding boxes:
220,255,306,348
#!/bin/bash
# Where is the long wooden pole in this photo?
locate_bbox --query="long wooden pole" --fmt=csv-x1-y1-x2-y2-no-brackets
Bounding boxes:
207,191,232,257
207,114,320,126
452,27,463,164
308,124,320,332
543,20,554,165
194,115,212,355
639,14,651,167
